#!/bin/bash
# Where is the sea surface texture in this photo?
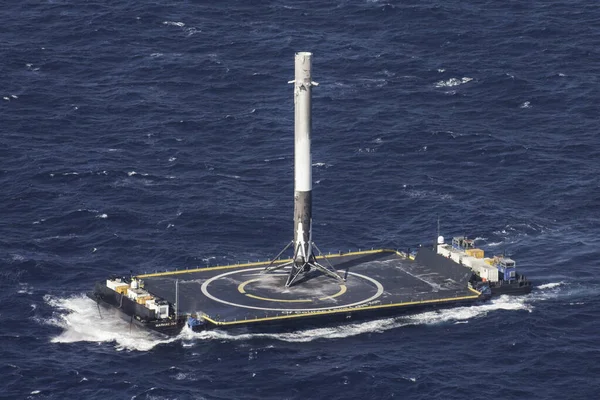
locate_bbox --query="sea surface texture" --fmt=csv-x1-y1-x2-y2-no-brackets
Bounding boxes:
1,0,599,399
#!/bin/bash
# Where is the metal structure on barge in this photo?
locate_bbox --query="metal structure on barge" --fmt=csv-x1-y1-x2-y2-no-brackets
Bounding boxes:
436,235,532,296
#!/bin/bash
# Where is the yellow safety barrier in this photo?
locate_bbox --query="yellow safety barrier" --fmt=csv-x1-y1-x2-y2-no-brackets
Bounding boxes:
136,249,399,278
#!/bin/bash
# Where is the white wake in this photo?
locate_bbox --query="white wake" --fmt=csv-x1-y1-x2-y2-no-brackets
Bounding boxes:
41,282,567,351
42,295,181,351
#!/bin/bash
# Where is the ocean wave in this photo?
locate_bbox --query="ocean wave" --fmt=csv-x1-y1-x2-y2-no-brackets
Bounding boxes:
434,77,473,88
162,21,185,27
536,281,565,290
520,101,532,108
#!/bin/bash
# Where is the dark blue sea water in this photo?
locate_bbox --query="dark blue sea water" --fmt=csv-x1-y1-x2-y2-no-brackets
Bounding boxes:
2,0,600,398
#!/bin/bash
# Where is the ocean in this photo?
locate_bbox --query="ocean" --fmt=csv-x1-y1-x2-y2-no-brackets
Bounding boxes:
1,0,599,399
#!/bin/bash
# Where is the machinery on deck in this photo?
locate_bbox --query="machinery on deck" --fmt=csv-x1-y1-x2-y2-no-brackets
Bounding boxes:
437,236,532,295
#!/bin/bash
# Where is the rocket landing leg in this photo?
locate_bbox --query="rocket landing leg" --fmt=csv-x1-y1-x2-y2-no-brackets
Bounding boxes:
263,241,344,287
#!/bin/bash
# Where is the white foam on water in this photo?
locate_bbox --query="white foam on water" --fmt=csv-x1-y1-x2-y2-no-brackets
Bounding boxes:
41,282,572,350
162,21,185,27
185,27,200,36
177,317,399,343
126,171,149,177
534,281,596,305
537,281,564,290
42,295,182,351
408,295,533,327
180,295,533,344
435,77,473,88
18,283,33,295
264,156,286,163
173,372,195,381
357,147,376,153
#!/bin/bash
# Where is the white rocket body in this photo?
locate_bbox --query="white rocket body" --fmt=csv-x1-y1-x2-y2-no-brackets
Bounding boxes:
264,52,342,287
293,52,314,264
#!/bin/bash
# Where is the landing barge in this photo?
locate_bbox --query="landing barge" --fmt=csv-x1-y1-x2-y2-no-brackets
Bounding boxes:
90,247,486,335
87,52,526,336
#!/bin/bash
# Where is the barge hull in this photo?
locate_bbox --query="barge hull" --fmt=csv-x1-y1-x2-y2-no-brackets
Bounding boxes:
87,284,185,336
89,248,484,335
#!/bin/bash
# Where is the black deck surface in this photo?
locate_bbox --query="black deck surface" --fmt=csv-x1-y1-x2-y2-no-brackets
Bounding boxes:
139,249,475,323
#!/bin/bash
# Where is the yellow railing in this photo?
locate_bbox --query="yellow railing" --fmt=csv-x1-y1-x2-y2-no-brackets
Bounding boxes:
136,248,403,278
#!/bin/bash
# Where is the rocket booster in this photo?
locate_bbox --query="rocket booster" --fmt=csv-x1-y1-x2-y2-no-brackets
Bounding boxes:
293,52,315,263
263,52,342,288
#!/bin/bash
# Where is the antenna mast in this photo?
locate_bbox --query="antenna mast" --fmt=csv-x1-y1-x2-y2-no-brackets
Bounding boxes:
175,279,179,318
